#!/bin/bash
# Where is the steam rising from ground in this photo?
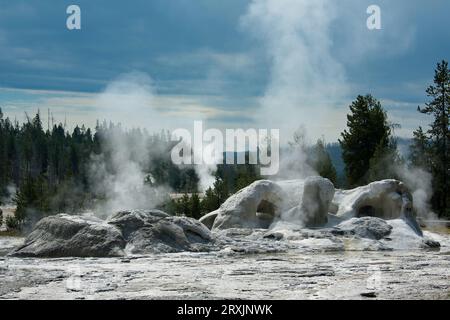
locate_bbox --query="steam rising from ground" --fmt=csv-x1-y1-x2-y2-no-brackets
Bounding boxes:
239,1,437,221
238,0,345,183
241,0,348,143
196,141,221,191
90,74,171,217
81,2,430,218
88,127,170,218
394,165,437,220
275,127,317,180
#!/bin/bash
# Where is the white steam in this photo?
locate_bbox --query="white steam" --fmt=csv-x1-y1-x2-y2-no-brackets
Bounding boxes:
276,126,317,180
195,141,220,191
90,73,171,217
241,0,348,143
394,164,436,220
95,72,158,129
88,127,170,218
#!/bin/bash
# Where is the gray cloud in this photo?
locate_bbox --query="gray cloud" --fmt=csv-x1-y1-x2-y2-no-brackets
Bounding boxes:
0,0,448,141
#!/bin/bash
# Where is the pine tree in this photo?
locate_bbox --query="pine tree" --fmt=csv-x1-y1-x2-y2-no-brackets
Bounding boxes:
213,174,229,206
235,163,261,192
14,175,37,226
190,193,201,219
409,126,431,168
417,60,450,216
180,193,191,217
14,174,50,228
201,187,220,213
339,95,392,186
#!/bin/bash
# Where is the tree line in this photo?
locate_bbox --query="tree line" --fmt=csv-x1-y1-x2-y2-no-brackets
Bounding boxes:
0,60,448,231
0,116,202,229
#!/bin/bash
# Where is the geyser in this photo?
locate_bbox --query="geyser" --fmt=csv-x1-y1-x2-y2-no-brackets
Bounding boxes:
10,210,216,257
205,177,335,230
9,178,441,258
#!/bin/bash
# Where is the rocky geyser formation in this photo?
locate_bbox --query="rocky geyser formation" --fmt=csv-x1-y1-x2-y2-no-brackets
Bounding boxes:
201,178,419,230
10,210,215,257
108,209,215,254
9,177,441,258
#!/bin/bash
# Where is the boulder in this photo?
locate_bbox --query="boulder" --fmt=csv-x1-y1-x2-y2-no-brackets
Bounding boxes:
10,210,217,257
10,214,126,258
108,210,215,254
334,217,393,240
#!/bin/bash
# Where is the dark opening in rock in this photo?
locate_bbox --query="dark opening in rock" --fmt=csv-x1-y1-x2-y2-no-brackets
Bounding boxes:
257,200,276,216
256,200,277,228
358,205,376,217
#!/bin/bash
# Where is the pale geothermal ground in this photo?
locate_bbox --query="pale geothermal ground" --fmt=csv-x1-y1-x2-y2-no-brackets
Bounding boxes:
0,230,449,300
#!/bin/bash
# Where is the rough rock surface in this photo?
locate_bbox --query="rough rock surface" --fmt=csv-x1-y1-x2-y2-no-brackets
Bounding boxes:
211,180,286,230
335,217,393,240
107,209,170,237
385,219,440,250
277,177,335,227
10,214,126,258
7,179,440,258
204,178,420,233
267,216,440,251
1,176,448,299
332,179,413,220
10,210,217,257
208,177,335,230
108,210,215,254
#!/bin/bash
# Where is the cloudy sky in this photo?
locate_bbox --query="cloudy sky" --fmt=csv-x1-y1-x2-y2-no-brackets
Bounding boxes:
0,0,448,143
